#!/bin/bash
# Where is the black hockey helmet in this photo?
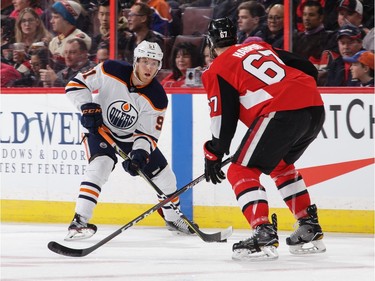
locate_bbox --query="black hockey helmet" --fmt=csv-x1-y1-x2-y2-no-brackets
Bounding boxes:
207,17,237,50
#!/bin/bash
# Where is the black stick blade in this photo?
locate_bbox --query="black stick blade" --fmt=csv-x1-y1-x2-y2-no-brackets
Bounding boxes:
48,241,90,257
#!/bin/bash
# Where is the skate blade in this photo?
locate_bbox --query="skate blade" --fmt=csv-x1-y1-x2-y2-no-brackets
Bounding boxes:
232,246,279,261
64,228,96,241
289,240,326,255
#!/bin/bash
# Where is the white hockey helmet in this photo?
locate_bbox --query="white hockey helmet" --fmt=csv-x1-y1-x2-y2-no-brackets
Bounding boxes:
133,40,163,71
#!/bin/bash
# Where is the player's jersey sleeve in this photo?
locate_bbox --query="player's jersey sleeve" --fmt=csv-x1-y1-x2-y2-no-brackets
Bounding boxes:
65,62,105,111
273,48,318,81
201,69,239,155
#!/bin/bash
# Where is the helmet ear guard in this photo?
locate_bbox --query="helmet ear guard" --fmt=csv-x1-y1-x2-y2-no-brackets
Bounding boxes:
205,35,218,59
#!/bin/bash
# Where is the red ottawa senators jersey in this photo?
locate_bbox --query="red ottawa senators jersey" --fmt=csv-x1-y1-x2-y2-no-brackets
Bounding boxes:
201,41,324,154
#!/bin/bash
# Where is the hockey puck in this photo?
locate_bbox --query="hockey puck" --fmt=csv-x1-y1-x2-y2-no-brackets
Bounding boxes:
218,239,227,243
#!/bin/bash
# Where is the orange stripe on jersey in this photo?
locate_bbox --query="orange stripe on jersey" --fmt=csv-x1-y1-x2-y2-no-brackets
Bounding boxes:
133,133,157,149
80,187,99,197
171,197,180,204
66,81,86,88
101,63,129,88
82,133,90,160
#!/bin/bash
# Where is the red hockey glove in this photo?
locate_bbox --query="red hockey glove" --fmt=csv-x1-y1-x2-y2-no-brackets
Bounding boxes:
203,141,226,185
80,103,103,134
122,149,150,177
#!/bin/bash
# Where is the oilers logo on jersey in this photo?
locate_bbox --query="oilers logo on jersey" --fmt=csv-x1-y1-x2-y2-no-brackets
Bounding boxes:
107,101,138,129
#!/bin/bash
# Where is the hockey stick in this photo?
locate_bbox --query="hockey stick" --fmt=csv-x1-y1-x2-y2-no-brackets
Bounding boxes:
96,126,233,242
48,157,232,257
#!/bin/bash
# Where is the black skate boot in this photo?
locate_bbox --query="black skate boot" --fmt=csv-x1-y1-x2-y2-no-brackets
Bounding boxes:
165,218,198,235
64,213,97,241
232,213,279,261
286,204,326,254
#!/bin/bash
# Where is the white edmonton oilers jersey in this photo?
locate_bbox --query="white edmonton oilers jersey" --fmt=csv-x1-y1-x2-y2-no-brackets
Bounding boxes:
65,60,168,154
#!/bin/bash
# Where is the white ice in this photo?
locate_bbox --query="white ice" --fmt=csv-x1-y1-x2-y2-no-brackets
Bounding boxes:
1,223,374,281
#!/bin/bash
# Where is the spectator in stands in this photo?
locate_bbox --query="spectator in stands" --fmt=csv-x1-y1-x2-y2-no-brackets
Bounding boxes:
160,42,201,87
344,50,374,87
91,0,128,60
11,42,32,77
262,3,287,49
13,47,53,87
15,8,52,53
40,38,96,87
202,43,213,68
95,44,109,63
337,0,364,29
323,25,364,86
48,1,92,72
123,2,164,65
236,1,266,44
293,1,337,69
42,0,94,37
336,0,372,46
137,0,173,36
1,47,13,65
295,0,325,32
9,0,43,20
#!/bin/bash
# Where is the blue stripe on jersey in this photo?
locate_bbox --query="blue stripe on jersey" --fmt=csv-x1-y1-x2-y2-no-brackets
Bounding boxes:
172,94,193,220
71,77,88,88
134,129,158,143
78,194,97,204
81,181,101,192
102,60,168,110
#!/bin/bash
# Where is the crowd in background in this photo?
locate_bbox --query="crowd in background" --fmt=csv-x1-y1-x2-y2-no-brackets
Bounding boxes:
1,0,374,88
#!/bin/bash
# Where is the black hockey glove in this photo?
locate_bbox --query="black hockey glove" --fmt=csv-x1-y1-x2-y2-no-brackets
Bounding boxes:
203,141,226,185
122,149,150,177
80,103,103,134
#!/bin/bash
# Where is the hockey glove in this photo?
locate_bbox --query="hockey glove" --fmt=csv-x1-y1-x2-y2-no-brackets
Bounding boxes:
80,103,103,134
203,141,226,185
122,149,150,177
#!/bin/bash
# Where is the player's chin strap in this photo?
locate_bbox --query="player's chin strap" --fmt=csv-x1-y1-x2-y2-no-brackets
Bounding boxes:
97,126,233,242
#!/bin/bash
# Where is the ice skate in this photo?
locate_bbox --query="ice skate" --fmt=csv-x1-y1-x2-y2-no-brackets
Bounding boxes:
232,214,279,261
165,218,198,236
286,204,326,254
64,213,97,241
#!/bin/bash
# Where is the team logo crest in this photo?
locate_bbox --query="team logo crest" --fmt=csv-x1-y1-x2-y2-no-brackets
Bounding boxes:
107,101,138,129
99,142,108,149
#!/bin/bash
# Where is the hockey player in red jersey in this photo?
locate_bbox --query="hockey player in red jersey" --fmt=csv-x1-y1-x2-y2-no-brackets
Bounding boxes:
202,18,326,260
64,41,196,240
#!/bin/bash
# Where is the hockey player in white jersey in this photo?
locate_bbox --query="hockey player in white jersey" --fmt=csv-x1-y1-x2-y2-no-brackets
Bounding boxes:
64,40,196,240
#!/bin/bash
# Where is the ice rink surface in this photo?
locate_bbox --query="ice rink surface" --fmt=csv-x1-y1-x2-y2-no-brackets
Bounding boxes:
1,223,374,281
